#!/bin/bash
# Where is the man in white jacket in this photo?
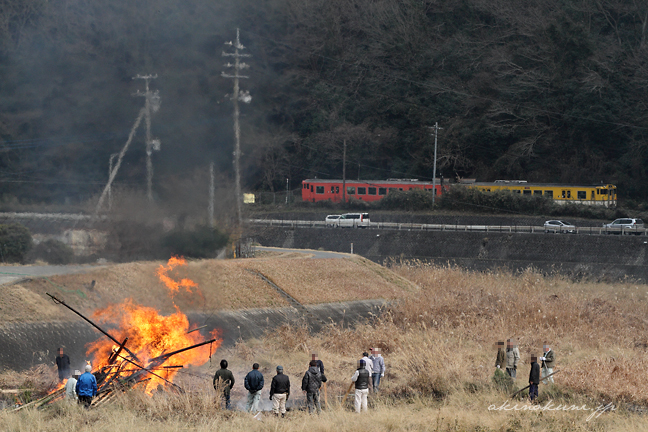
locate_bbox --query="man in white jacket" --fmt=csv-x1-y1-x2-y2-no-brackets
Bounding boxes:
65,370,80,401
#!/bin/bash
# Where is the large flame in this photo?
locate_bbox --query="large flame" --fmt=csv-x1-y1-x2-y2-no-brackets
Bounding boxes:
83,257,221,392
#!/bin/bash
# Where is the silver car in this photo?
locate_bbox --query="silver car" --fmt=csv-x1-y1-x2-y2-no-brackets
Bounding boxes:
603,218,644,234
544,220,576,233
325,215,340,227
338,213,371,228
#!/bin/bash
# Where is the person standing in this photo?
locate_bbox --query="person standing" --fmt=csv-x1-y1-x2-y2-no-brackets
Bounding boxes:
302,360,325,414
540,344,555,384
351,359,370,413
55,348,71,383
270,365,290,417
213,359,235,410
528,355,540,402
370,348,385,392
505,339,520,379
311,352,325,374
65,370,80,401
495,341,506,370
75,364,97,408
244,363,264,413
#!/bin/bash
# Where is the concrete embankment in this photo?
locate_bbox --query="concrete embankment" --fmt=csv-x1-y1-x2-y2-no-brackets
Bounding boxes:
249,226,648,281
0,300,384,372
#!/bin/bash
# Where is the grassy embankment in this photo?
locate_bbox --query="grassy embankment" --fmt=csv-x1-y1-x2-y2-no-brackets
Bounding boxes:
3,261,648,430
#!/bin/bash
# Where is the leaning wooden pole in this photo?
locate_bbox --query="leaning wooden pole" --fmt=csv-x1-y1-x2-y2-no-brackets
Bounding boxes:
510,369,561,399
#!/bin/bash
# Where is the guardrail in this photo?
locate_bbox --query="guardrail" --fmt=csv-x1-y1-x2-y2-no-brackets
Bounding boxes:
248,219,648,236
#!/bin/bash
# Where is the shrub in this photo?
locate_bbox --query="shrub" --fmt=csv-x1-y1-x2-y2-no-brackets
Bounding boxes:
0,223,32,263
161,226,229,258
27,239,74,264
375,189,435,211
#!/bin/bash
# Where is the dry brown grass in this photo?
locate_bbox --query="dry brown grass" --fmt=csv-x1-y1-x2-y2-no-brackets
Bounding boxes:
4,261,648,430
1,256,413,323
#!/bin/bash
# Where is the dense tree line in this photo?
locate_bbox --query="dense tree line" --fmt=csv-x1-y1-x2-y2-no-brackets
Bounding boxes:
1,0,647,209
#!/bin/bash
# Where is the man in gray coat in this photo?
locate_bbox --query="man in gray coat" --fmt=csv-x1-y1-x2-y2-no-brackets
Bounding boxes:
505,338,520,379
540,343,555,384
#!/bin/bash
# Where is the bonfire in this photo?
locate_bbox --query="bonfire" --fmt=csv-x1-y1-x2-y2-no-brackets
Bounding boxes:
17,257,221,410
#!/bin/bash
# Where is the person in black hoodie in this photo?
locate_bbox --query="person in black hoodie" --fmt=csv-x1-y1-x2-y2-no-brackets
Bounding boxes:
302,360,326,414
270,365,290,417
529,355,540,402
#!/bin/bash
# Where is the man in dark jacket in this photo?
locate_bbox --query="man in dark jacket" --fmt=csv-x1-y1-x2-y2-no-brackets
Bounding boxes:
311,352,324,374
244,363,264,413
55,348,71,383
213,359,235,410
529,355,540,402
75,364,97,408
351,359,371,413
270,365,290,417
302,360,326,414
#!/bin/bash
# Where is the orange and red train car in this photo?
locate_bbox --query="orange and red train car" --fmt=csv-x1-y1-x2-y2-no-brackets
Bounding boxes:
301,179,447,203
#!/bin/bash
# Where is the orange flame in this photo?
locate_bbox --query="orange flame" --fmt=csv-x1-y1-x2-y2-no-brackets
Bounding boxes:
156,256,198,297
87,300,221,390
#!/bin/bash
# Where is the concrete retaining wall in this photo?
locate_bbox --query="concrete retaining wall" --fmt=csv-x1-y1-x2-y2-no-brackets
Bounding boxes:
0,300,385,372
249,226,648,282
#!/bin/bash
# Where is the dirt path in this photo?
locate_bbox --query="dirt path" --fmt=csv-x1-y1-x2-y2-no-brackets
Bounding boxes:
0,265,105,285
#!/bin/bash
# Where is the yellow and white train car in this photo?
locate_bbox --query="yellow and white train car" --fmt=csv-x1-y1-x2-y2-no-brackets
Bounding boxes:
464,180,617,207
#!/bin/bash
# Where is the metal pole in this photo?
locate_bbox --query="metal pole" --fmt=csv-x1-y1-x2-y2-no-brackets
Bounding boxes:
108,153,118,210
342,140,347,204
285,178,289,204
432,122,438,206
209,162,215,227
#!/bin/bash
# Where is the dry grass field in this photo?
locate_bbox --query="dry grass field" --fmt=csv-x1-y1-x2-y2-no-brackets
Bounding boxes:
0,255,414,323
3,260,648,430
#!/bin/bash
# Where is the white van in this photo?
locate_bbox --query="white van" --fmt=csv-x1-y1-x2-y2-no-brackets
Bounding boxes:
338,213,370,228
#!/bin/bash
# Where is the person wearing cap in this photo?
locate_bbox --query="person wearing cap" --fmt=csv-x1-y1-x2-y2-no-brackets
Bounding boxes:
213,359,235,410
351,359,370,413
540,344,555,384
65,370,81,401
75,364,97,408
270,365,290,417
244,363,264,413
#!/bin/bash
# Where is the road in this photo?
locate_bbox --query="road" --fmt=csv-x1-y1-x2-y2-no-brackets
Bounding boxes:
255,246,349,259
250,219,648,236
0,265,105,285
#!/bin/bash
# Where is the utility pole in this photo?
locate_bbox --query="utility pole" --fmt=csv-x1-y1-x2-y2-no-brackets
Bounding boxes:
285,178,289,205
428,122,443,205
342,140,347,204
133,74,161,202
208,162,215,227
222,28,252,227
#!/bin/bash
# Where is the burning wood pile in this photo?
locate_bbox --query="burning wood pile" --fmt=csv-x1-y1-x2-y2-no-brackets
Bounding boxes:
15,257,221,410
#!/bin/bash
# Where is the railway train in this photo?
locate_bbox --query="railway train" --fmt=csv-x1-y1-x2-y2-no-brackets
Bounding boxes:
301,179,617,207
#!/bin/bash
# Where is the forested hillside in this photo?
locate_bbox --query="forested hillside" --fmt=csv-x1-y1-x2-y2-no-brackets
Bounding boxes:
1,0,647,208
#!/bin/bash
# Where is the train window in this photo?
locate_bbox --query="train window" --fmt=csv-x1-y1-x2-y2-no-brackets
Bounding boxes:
533,190,542,196
599,189,608,195
523,190,531,195
513,190,519,194
561,190,565,198
544,190,553,198
577,191,586,200
347,187,355,195
358,187,366,195
368,187,376,195
567,191,571,198
591,191,595,200
335,186,339,193
379,188,387,195
399,188,403,191
330,186,335,193
316,186,324,194
310,185,313,192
